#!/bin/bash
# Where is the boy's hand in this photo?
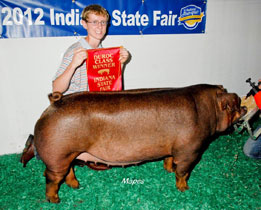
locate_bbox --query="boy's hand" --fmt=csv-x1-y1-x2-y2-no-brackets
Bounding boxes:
72,48,88,69
119,47,130,64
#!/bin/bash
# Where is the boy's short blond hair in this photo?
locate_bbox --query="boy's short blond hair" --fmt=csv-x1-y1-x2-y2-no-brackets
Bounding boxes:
81,4,109,21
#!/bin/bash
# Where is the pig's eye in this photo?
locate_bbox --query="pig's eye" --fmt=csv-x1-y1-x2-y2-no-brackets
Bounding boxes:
233,105,240,113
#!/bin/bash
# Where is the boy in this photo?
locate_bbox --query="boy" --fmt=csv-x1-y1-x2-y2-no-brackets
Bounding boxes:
53,4,130,94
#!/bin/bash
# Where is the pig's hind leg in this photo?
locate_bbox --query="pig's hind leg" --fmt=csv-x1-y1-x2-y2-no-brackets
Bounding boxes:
44,153,79,203
45,167,67,203
65,166,79,189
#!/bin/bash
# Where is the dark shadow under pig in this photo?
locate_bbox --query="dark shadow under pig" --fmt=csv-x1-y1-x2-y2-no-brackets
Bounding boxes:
30,84,246,203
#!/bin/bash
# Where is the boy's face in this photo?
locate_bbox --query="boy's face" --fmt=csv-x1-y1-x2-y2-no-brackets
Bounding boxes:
83,13,108,42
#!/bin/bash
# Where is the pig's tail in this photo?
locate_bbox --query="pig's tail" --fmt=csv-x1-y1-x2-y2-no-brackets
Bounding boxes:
48,92,63,104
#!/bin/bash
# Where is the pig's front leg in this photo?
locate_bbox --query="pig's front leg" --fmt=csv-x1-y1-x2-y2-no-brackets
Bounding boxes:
163,157,176,172
173,150,200,192
175,172,190,192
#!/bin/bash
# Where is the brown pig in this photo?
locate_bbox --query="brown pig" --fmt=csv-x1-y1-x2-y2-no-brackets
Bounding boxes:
32,84,246,203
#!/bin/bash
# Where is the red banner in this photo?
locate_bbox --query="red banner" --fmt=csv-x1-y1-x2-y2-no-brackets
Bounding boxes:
87,47,122,92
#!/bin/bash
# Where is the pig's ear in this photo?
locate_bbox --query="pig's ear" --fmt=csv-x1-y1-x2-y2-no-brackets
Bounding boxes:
217,85,227,93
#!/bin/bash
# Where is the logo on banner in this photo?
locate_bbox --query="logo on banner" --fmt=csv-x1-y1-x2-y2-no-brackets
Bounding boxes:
178,5,204,30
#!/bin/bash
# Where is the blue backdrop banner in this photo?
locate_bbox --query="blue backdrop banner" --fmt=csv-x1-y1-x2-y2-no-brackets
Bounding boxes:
0,0,207,38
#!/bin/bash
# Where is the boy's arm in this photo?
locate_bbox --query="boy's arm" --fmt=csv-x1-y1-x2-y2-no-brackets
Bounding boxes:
53,48,87,93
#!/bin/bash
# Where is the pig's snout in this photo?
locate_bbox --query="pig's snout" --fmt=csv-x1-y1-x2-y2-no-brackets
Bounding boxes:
240,106,247,117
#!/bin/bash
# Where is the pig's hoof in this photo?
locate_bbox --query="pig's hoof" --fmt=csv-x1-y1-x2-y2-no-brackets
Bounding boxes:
46,195,60,203
177,184,189,192
66,179,79,189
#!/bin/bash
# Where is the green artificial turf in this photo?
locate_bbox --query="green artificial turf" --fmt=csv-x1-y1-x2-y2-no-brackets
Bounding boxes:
0,122,260,210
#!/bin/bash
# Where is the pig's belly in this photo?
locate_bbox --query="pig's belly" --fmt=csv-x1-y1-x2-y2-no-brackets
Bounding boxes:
76,152,142,166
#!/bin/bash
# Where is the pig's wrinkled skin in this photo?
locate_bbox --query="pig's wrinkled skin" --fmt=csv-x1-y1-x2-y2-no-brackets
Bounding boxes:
32,84,246,203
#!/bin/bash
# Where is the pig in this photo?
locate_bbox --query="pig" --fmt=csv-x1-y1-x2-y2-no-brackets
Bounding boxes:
27,84,246,203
